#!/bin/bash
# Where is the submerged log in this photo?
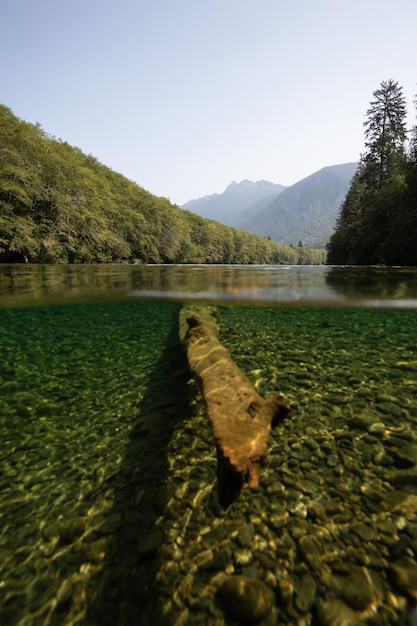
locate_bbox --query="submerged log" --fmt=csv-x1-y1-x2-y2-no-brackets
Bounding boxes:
179,305,291,507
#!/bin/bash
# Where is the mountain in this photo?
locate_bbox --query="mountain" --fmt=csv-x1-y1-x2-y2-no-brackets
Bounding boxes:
237,163,357,248
181,179,287,226
182,163,357,249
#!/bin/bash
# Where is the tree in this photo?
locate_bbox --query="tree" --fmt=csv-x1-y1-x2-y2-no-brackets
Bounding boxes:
362,79,407,192
327,79,411,265
409,91,417,166
327,167,369,263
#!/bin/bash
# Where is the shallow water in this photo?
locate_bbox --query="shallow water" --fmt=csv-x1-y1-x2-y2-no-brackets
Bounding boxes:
1,265,417,625
1,263,417,307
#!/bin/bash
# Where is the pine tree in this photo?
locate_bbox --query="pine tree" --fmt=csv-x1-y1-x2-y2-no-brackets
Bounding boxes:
362,79,407,191
409,92,417,165
327,79,408,264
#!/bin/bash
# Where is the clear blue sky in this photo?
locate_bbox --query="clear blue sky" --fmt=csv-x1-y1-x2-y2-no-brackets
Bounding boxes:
2,0,416,204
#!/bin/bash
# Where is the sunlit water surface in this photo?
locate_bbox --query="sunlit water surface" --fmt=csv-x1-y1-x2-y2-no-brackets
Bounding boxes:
1,264,417,626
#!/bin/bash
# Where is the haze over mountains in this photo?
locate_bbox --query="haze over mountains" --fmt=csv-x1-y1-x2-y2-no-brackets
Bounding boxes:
182,163,357,248
182,180,287,227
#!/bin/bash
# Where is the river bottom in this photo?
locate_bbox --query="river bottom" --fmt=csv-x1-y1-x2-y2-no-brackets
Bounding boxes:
1,301,417,625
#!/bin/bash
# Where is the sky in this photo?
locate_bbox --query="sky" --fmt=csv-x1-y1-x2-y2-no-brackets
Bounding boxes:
2,0,417,205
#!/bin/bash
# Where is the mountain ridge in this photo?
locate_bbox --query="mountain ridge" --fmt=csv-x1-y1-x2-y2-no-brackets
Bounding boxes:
182,163,357,248
182,179,287,226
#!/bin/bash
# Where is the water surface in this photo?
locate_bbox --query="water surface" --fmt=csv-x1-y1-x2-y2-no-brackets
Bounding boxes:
2,263,417,307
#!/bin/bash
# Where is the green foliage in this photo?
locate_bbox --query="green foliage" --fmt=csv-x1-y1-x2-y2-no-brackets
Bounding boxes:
327,80,416,265
409,94,417,167
0,104,324,265
363,79,407,193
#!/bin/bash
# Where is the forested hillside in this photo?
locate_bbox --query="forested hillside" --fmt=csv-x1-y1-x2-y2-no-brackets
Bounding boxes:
238,163,357,248
0,105,326,265
327,80,417,265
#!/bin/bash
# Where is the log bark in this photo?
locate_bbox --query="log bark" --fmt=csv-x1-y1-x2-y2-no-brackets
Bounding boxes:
179,305,291,507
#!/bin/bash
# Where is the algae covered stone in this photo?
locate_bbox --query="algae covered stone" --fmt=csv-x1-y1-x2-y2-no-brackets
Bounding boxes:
317,598,362,625
220,575,275,621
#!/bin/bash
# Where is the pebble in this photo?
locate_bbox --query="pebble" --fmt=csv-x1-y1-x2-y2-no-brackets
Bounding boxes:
234,548,253,566
378,402,404,418
326,392,350,405
367,421,386,437
351,522,373,542
350,414,375,430
298,535,322,567
325,565,380,611
317,598,363,625
307,501,326,521
326,454,339,467
236,523,255,548
219,575,275,622
388,438,417,467
389,563,417,599
394,360,417,371
388,470,417,488
194,549,213,570
294,573,317,613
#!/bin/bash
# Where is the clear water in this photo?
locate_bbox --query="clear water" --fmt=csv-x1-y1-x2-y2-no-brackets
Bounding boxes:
1,263,417,308
1,264,417,625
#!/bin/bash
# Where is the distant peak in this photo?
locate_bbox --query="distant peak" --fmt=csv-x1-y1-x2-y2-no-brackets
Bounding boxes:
224,179,281,194
225,179,253,191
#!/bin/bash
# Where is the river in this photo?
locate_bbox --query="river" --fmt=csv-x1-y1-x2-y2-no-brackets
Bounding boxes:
1,264,417,625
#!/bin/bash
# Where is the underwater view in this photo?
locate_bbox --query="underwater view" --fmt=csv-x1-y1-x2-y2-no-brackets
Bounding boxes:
1,264,417,625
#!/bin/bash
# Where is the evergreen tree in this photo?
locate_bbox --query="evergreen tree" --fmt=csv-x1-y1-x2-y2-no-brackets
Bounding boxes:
362,79,407,191
327,79,411,265
409,92,417,165
327,168,364,263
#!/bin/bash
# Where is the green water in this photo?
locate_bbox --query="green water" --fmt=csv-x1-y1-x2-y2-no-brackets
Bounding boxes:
1,265,417,625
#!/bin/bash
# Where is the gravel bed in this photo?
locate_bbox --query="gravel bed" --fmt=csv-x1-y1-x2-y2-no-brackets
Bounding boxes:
1,302,417,625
